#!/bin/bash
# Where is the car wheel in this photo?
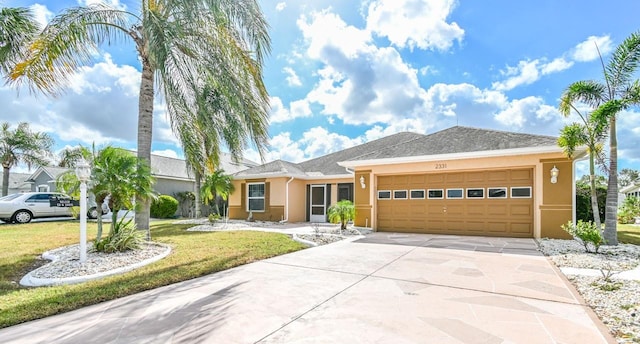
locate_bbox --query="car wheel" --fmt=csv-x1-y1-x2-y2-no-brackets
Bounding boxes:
88,207,99,219
13,210,33,224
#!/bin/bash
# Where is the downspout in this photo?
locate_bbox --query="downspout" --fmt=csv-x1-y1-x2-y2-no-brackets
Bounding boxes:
279,177,295,223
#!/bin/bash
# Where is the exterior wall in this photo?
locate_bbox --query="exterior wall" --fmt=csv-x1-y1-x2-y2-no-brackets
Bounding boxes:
229,176,353,223
354,171,372,228
353,151,573,239
154,178,195,197
539,159,573,239
30,173,56,192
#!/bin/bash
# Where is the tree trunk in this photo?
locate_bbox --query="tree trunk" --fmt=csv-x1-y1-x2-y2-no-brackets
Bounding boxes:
603,117,618,245
194,170,202,218
135,60,154,240
2,166,10,196
588,156,601,229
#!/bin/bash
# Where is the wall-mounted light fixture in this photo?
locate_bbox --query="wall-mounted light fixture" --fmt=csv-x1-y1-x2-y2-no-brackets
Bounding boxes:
550,165,559,184
359,175,366,189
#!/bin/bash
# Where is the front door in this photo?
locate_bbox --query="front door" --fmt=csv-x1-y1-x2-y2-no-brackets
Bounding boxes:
310,185,326,222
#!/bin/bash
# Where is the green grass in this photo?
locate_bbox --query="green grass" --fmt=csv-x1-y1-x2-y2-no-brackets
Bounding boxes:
618,223,640,245
0,220,306,328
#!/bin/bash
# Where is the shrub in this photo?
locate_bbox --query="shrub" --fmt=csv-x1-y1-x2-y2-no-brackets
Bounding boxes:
561,220,604,253
618,196,640,224
150,195,179,218
208,213,221,223
94,218,144,253
328,200,356,231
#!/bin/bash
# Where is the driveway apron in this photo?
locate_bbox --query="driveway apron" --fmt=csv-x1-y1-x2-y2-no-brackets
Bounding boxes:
0,233,614,343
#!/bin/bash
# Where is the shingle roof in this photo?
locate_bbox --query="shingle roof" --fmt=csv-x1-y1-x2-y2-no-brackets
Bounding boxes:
353,126,558,161
1,172,31,189
234,126,560,179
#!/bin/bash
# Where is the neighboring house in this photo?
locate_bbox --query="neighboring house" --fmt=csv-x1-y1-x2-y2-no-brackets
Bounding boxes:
22,151,256,197
0,172,32,194
230,126,585,239
620,184,640,202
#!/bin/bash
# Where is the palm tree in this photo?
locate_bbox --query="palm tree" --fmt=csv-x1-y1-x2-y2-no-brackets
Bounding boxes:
58,146,92,168
0,7,39,76
557,104,608,229
201,169,235,216
0,122,54,196
328,200,356,234
559,31,640,245
8,1,271,233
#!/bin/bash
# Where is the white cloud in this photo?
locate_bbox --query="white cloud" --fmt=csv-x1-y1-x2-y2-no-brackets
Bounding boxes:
151,149,180,159
300,127,362,158
572,35,613,62
283,67,302,86
492,60,540,91
494,96,553,128
365,0,464,51
276,2,287,11
541,57,574,75
269,96,312,123
269,132,306,162
29,4,53,29
78,0,126,10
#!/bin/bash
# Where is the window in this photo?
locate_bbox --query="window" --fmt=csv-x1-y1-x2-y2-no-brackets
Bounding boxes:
488,187,507,199
37,185,49,192
337,183,354,202
428,189,444,199
446,188,463,199
26,193,53,203
466,188,484,199
410,189,425,199
247,183,265,211
511,187,532,198
393,190,408,199
378,190,391,199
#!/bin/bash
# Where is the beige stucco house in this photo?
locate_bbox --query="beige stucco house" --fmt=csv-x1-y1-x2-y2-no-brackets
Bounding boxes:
230,126,585,239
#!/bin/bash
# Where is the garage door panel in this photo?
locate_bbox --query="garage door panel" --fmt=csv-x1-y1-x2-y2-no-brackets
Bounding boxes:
511,204,532,216
377,169,533,237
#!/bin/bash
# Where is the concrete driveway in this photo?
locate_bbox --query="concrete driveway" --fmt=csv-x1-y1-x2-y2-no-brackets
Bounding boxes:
0,233,614,343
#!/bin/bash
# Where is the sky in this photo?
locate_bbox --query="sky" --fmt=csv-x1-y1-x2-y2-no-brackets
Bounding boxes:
2,0,640,177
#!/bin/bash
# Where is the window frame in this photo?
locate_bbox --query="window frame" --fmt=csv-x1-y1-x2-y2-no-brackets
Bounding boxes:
466,188,485,199
510,186,532,199
446,188,464,199
393,190,408,200
410,189,425,199
377,190,392,200
427,189,444,199
246,182,266,212
487,187,508,199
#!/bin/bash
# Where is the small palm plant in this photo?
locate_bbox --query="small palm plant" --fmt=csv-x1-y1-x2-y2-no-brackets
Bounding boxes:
328,200,356,234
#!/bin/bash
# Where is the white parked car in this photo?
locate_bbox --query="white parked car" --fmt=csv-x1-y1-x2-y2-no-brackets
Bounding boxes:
0,192,109,224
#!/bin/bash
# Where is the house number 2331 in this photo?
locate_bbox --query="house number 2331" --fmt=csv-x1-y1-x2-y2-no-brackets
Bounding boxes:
435,163,447,169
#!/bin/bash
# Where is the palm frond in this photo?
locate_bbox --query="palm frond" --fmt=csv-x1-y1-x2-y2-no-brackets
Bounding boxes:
10,3,133,96
605,31,640,94
559,80,608,115
0,7,39,76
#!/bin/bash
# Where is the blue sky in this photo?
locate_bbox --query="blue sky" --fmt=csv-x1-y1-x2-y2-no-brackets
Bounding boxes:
3,0,640,177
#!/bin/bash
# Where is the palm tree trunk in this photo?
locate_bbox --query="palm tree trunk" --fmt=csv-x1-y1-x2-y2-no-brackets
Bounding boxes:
603,118,618,245
588,156,601,229
2,166,10,196
194,170,202,218
135,60,154,240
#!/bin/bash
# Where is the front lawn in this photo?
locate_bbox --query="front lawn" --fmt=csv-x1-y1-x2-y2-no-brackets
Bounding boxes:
618,223,640,245
0,220,306,328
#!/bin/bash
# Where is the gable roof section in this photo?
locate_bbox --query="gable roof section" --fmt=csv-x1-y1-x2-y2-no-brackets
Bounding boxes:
235,132,425,179
26,166,73,183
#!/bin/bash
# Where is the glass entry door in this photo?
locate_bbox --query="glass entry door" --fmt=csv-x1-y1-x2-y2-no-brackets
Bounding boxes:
310,185,326,222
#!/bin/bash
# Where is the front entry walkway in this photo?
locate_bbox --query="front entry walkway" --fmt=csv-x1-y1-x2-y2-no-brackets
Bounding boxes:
0,233,614,343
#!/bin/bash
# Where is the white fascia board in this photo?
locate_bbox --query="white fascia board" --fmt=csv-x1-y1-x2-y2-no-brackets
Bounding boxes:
338,145,571,168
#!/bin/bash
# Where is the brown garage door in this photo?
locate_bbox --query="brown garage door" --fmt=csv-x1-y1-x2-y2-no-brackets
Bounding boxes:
377,169,533,237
